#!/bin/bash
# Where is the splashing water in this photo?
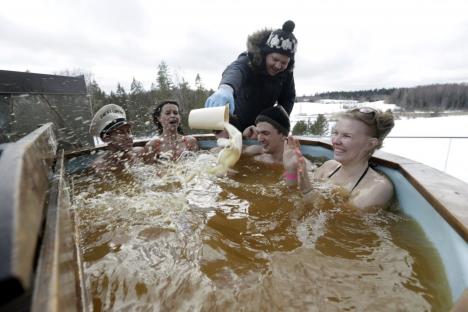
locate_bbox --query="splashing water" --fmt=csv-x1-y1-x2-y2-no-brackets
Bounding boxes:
71,155,452,311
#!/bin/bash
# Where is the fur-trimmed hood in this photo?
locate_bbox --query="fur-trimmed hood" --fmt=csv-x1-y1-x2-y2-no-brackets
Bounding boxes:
246,29,295,73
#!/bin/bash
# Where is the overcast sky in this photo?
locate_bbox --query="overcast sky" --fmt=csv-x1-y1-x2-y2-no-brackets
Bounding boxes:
1,0,467,95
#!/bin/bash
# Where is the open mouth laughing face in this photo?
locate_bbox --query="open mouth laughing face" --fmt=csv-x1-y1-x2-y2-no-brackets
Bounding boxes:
159,104,180,131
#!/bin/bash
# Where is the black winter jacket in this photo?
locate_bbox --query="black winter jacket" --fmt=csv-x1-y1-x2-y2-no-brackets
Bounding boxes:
219,29,296,131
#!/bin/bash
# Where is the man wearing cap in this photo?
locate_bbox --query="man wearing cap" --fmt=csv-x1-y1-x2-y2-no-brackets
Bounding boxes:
243,105,291,164
89,104,144,172
205,20,298,133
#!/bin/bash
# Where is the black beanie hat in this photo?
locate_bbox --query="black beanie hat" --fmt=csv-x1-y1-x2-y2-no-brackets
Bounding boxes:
255,106,290,135
263,20,298,58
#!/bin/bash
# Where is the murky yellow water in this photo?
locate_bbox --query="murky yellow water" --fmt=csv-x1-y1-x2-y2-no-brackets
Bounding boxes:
72,153,452,311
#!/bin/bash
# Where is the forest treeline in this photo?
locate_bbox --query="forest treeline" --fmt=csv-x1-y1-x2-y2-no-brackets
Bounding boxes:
299,83,468,111
63,62,213,137
298,88,396,103
65,63,467,138
385,84,468,111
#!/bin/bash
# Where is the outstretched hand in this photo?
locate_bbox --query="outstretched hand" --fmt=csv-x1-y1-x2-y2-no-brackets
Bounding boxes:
204,85,235,113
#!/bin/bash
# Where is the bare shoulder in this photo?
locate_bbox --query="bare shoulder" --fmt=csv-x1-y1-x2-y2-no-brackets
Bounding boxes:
315,160,340,179
243,144,263,156
352,168,394,209
144,138,161,163
184,135,199,150
146,137,161,147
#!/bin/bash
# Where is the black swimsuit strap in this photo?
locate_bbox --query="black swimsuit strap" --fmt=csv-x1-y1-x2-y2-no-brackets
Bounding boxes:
327,165,370,193
350,166,370,193
327,165,341,178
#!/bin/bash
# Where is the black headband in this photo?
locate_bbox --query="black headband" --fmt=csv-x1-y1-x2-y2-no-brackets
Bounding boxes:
100,118,127,138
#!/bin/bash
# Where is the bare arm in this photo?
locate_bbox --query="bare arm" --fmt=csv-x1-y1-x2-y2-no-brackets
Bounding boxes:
350,173,394,209
243,144,263,157
184,135,199,151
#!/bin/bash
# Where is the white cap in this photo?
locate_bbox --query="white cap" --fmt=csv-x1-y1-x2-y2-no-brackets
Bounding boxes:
89,104,128,138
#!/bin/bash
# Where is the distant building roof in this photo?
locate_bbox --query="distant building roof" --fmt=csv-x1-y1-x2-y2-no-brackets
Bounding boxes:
0,70,87,94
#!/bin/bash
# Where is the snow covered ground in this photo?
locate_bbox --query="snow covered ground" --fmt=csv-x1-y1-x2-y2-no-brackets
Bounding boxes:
291,101,468,184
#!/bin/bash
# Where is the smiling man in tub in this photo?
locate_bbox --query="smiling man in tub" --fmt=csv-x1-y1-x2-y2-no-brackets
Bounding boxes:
243,106,293,163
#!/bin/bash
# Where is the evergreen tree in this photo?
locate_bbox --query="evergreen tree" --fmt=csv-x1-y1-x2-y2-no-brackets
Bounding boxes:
129,78,157,137
154,61,173,100
128,77,146,132
88,79,107,114
195,73,203,91
114,83,128,112
116,83,126,97
108,91,117,105
309,114,329,135
292,120,308,135
194,73,210,106
130,77,144,94
292,114,329,136
173,75,192,133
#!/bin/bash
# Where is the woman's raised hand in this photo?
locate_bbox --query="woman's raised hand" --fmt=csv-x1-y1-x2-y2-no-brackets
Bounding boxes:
283,135,302,173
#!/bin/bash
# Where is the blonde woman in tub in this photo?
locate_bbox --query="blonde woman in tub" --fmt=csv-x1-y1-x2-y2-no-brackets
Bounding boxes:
283,107,396,210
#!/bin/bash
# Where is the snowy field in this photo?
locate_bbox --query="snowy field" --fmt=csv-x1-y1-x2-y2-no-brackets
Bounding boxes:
291,101,468,184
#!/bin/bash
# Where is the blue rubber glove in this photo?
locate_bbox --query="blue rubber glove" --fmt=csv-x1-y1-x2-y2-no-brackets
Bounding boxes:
205,84,235,113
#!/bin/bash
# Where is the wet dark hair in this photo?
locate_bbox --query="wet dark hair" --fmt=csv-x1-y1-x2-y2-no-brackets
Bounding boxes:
340,107,395,150
152,100,183,135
